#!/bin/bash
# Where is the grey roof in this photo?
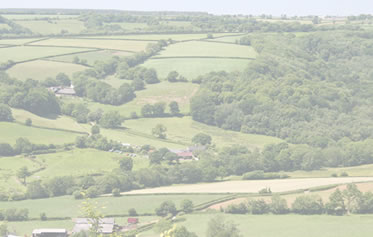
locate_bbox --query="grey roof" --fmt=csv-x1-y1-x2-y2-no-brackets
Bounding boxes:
56,88,76,95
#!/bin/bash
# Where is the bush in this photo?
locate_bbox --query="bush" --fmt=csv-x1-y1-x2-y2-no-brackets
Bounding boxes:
25,118,32,126
155,201,177,216
249,199,270,214
243,171,289,180
40,212,47,221
331,173,338,177
180,199,194,213
112,188,121,197
224,203,249,214
128,208,138,216
340,172,349,177
292,195,324,215
73,191,84,200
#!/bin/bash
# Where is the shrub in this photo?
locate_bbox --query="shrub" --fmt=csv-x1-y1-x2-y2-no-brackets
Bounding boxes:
180,199,194,213
40,212,47,221
224,203,249,214
128,208,138,216
340,172,349,177
73,191,84,200
292,195,324,215
112,188,121,197
249,199,270,214
243,171,289,180
25,118,32,126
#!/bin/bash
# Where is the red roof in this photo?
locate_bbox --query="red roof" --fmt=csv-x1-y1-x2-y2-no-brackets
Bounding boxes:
177,152,193,157
127,218,139,224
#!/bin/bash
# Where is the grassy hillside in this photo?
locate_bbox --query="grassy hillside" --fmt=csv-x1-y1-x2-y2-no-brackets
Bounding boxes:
124,117,284,149
8,60,87,81
0,46,87,63
143,58,252,80
17,19,86,35
156,40,257,58
0,122,80,145
31,38,151,52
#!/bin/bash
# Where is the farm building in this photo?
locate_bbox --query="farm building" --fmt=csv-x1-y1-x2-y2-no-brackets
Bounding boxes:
49,86,76,96
127,218,139,225
72,218,115,234
32,229,68,237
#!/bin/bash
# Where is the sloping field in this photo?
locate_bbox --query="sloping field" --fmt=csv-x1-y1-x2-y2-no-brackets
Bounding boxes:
0,46,86,63
7,60,87,81
285,163,373,178
123,177,373,194
3,14,78,20
0,38,44,45
143,58,252,80
29,149,126,178
80,33,238,41
0,122,80,145
140,214,373,237
11,109,89,133
17,19,85,34
0,23,10,30
61,81,199,117
0,194,227,220
124,117,283,149
156,40,258,58
0,156,40,190
51,49,134,66
206,34,249,43
31,38,151,52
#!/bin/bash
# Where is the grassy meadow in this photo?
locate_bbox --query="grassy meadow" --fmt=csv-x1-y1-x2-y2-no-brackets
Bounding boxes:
16,19,86,35
79,33,239,41
0,122,80,145
31,38,152,52
0,194,228,219
0,37,43,45
143,58,252,80
51,49,134,66
7,60,88,81
0,46,87,63
155,40,258,58
124,117,284,149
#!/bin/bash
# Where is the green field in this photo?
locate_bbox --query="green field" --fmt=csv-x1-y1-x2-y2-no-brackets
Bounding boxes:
31,38,151,52
8,60,87,81
0,194,228,219
51,49,134,66
143,58,252,80
17,19,86,35
3,14,79,20
0,156,39,190
12,109,89,133
80,33,239,41
0,38,44,45
156,40,258,58
140,214,373,237
0,46,87,63
6,220,73,236
206,34,249,43
124,117,283,149
0,122,80,145
61,81,199,117
104,22,149,31
286,164,373,178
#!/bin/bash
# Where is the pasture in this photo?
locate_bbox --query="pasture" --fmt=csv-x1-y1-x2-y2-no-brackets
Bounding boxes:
143,58,252,80
155,40,258,58
3,14,78,20
51,49,134,66
16,19,86,35
123,177,373,195
0,122,80,145
0,194,228,219
140,214,373,237
0,38,43,46
123,117,283,149
0,46,86,63
285,164,373,178
61,81,199,117
11,109,89,133
31,38,151,52
206,34,249,43
7,60,87,81
79,33,238,42
28,148,126,179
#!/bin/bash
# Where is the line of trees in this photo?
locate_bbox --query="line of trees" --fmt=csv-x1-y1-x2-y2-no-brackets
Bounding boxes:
223,184,373,216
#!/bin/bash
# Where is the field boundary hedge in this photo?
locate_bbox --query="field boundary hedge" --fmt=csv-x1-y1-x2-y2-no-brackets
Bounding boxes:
151,56,255,60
